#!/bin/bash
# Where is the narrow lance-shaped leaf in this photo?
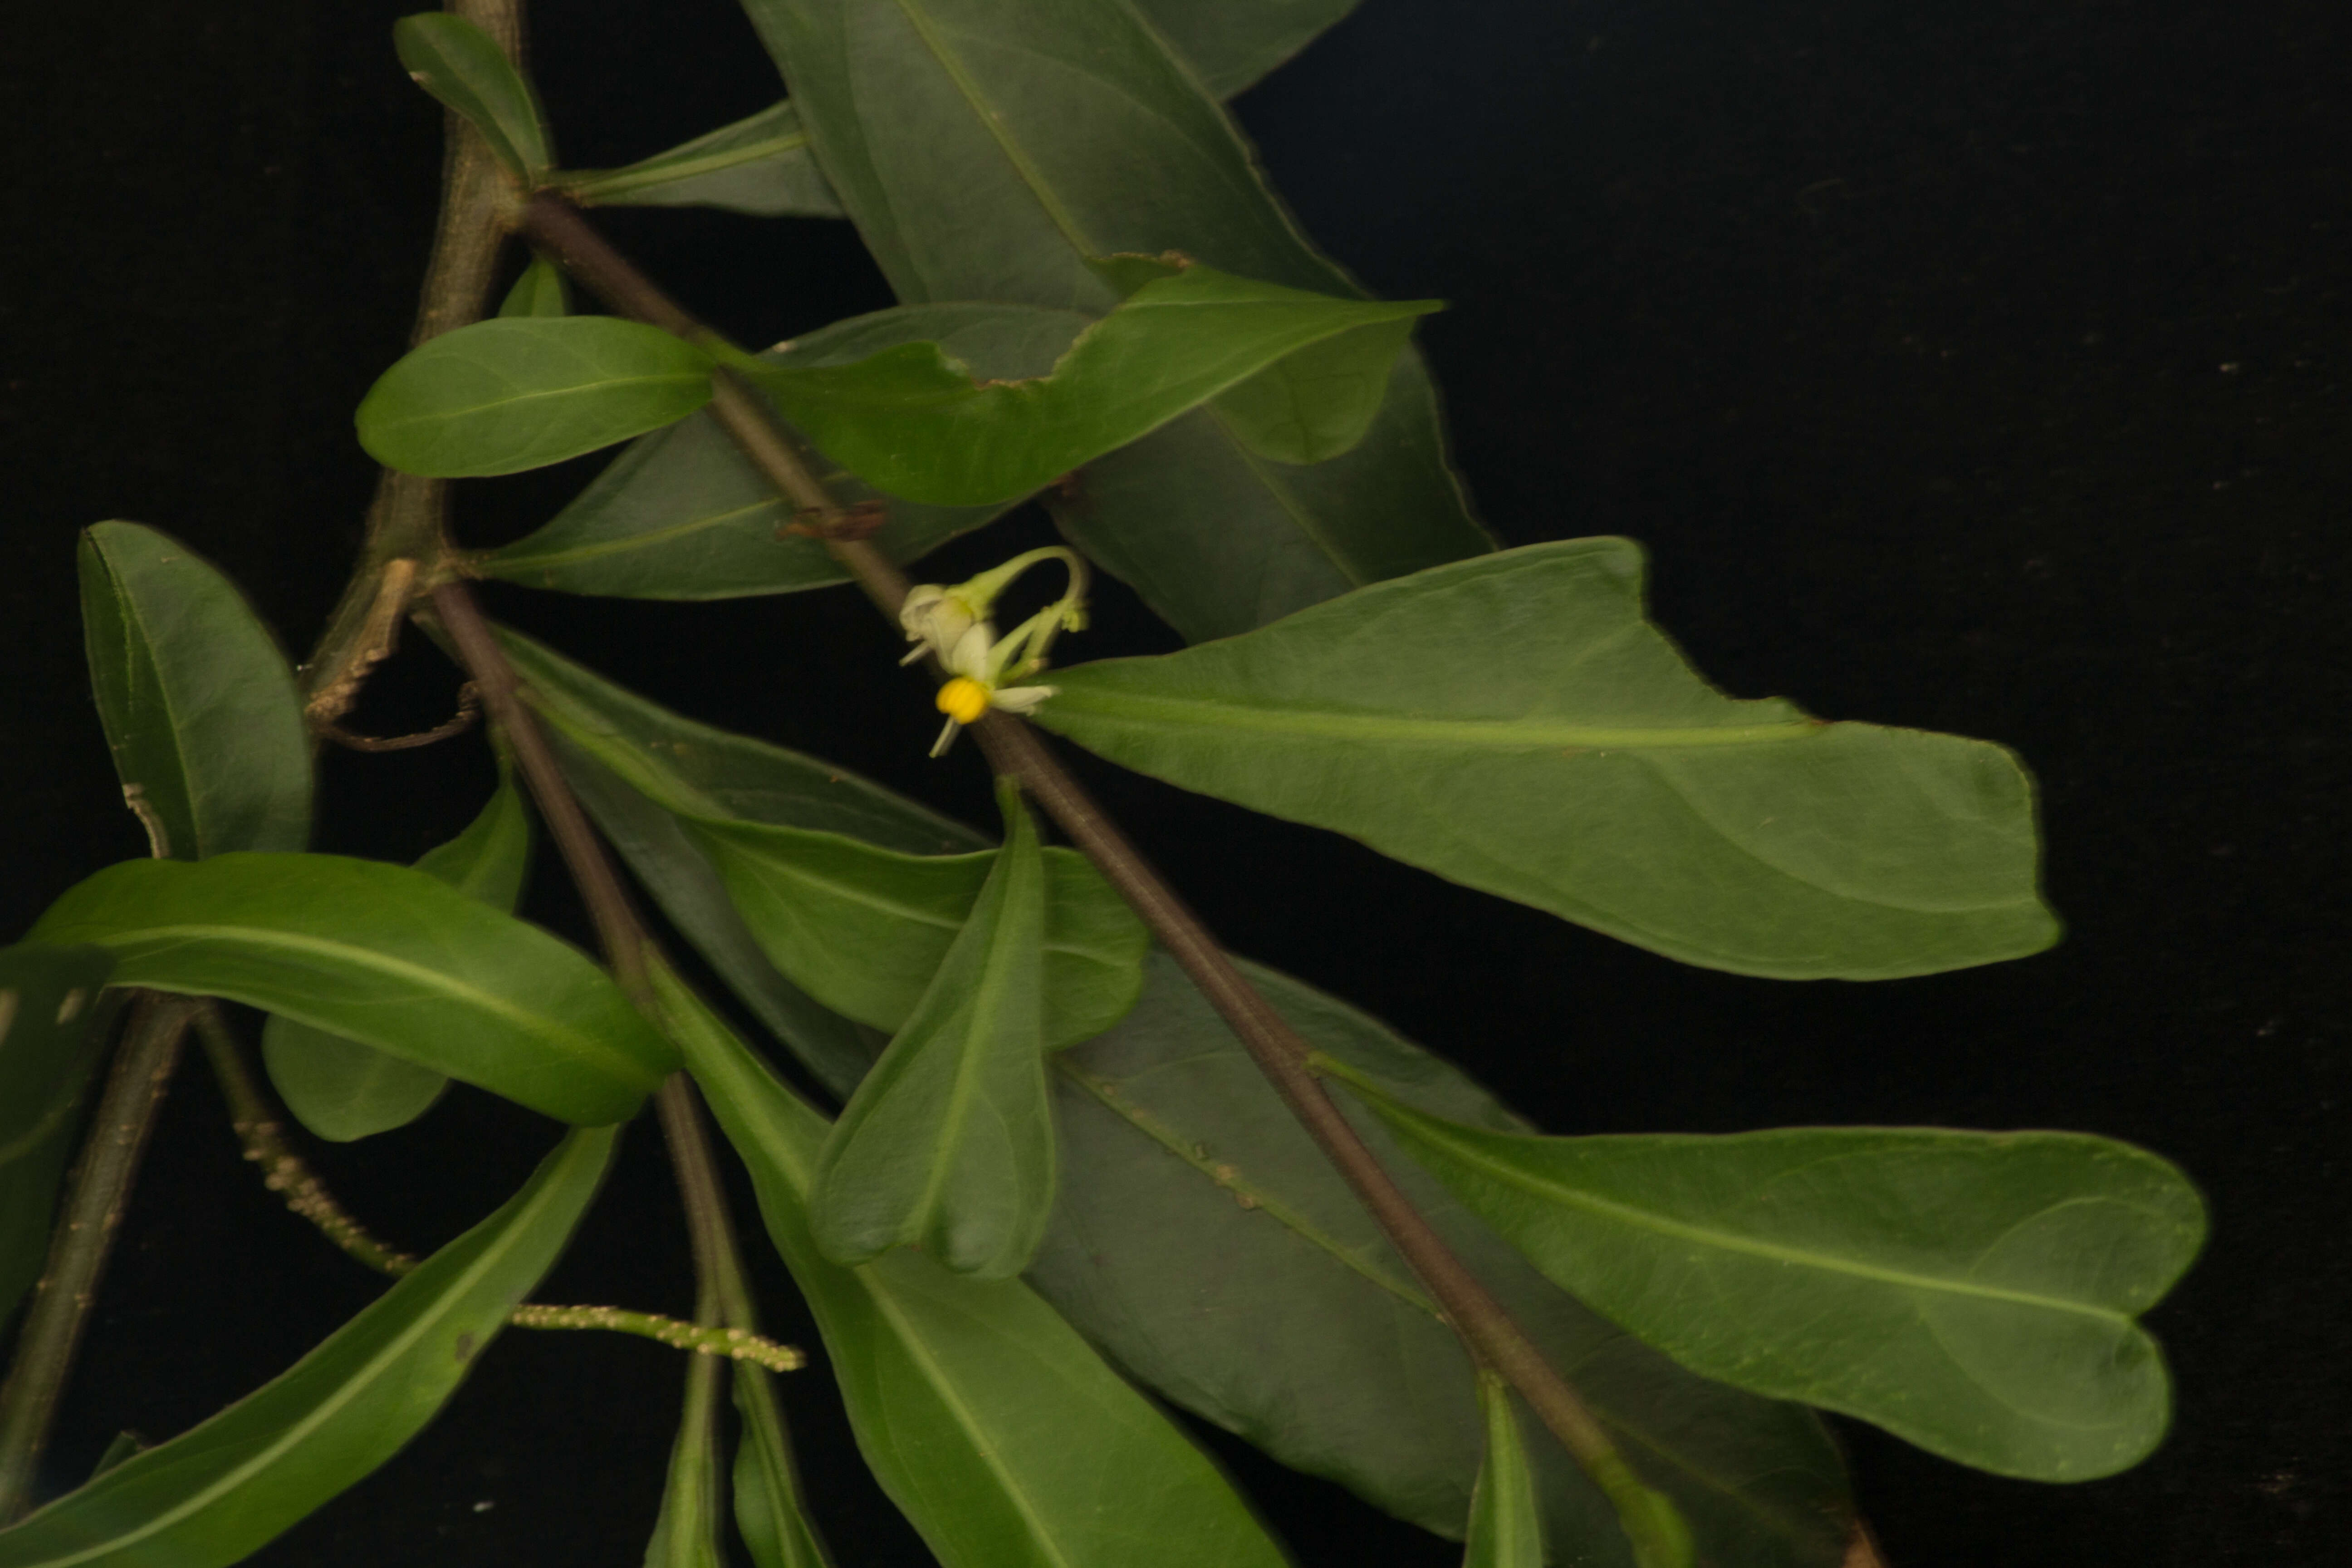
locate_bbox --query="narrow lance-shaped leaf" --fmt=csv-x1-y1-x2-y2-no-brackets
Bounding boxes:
1039,538,2061,980
477,306,1066,602
808,781,1056,1278
731,1366,832,1568
0,946,115,1327
357,317,717,478
739,263,1439,506
0,1127,615,1567
498,255,571,318
492,627,974,1096
644,1354,728,1568
1034,953,1852,1567
559,101,844,218
78,521,311,861
1464,1375,1544,1568
736,0,1491,640
656,963,1294,1568
1327,1059,2205,1482
392,12,552,182
26,854,671,1126
686,815,1145,1049
262,774,533,1141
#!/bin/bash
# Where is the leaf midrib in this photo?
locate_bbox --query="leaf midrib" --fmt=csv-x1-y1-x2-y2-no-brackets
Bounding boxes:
94,923,649,1089
1410,1119,2134,1326
1050,685,1823,750
377,369,712,433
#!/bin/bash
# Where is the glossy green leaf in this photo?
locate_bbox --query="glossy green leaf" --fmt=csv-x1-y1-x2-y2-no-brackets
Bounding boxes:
392,13,552,181
731,1366,831,1568
645,1354,727,1568
0,946,115,1327
0,1126,614,1566
26,854,670,1126
559,101,844,218
262,776,532,1140
1039,539,2059,979
1329,1069,2204,1482
739,264,1438,506
1030,953,1850,1567
1134,0,1364,98
657,965,1293,1568
685,814,1145,1049
78,522,311,861
498,255,571,318
495,629,970,1095
357,317,717,478
809,782,1056,1277
478,306,1056,600
1464,1376,1543,1568
735,0,1491,638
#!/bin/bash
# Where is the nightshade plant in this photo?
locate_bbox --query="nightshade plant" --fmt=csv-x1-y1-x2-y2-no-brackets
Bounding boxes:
0,5,2205,1567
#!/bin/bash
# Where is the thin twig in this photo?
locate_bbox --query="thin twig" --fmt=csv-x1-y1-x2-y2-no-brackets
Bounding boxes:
300,0,525,717
426,580,650,1000
193,1005,802,1371
0,993,196,1524
510,191,1662,1529
193,1005,421,1276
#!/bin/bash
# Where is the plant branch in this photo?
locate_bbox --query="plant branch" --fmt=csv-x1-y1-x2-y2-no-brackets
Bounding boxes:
510,191,1666,1535
426,579,651,1000
0,992,196,1524
302,0,526,722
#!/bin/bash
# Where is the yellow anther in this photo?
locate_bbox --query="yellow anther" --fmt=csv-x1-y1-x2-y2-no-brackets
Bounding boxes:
936,677,993,725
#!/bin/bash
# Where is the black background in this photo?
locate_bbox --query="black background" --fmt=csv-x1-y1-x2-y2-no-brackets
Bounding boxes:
3,1,2345,1564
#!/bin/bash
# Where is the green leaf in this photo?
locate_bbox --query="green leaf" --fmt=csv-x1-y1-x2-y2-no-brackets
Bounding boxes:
731,1366,831,1568
1032,953,1851,1568
735,0,1490,638
1328,1069,2204,1483
1464,1377,1543,1568
357,317,717,478
644,1355,727,1568
1039,538,2060,979
494,628,972,1096
739,263,1439,506
392,13,552,182
78,522,311,861
559,101,845,218
477,306,1057,600
498,255,571,318
808,782,1056,1277
0,1126,614,1566
26,854,670,1126
1210,316,1422,464
684,814,1145,1049
656,965,1293,1568
261,776,533,1140
1053,348,1488,641
1132,0,1365,98
0,946,115,1328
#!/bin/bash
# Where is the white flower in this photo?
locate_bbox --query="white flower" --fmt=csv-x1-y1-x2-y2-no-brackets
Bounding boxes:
901,548,1090,755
